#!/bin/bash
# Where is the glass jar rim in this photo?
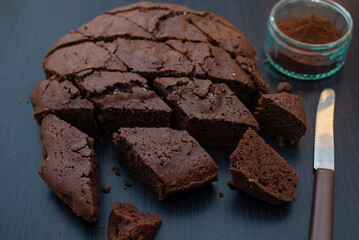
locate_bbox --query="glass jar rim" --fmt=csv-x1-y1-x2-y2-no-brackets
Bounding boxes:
269,0,353,50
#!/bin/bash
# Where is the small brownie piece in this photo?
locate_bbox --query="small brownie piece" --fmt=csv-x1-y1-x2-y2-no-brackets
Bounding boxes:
254,92,307,145
230,128,299,204
39,114,100,221
153,77,259,146
78,71,172,134
107,202,162,240
275,82,292,93
112,127,218,200
30,76,98,136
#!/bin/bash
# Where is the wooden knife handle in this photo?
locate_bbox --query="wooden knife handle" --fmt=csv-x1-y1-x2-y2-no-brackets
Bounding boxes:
310,168,334,240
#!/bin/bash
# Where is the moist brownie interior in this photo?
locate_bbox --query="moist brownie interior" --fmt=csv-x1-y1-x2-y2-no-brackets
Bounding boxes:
112,127,219,200
39,114,100,222
154,77,259,146
254,92,307,145
230,128,299,204
107,202,162,240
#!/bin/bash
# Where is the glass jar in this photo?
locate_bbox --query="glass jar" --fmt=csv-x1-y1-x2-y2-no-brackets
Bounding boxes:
264,0,353,80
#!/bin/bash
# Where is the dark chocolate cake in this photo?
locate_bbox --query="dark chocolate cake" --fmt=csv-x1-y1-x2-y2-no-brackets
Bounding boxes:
39,114,100,221
154,77,259,146
254,92,307,145
112,127,219,200
107,202,162,240
230,128,299,204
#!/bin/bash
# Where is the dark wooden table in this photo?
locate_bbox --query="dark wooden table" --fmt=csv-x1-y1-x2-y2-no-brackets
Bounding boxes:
0,0,358,239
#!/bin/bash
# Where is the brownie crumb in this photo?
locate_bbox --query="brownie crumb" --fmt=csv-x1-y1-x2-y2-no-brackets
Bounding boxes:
124,187,127,190
18,100,21,104
219,192,224,198
99,225,103,229
263,59,269,63
111,166,121,176
275,82,292,93
101,186,111,193
25,100,29,104
141,190,146,193
125,180,133,187
58,232,61,235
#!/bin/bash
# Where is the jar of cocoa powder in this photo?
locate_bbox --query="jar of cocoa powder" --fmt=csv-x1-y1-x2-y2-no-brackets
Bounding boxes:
264,0,353,80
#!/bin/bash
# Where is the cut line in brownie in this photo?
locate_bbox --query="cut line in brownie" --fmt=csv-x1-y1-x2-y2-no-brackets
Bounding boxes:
42,2,269,109
254,92,307,145
107,202,162,240
78,71,172,134
112,127,218,200
153,77,259,146
30,75,98,136
39,114,100,221
230,128,299,204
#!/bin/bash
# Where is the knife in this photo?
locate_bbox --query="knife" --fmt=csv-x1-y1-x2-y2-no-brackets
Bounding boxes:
310,88,335,240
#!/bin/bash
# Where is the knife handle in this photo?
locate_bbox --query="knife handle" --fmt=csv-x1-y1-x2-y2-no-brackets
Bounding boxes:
310,168,334,240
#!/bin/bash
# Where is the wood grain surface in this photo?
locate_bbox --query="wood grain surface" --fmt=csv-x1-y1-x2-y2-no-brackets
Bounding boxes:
0,0,358,239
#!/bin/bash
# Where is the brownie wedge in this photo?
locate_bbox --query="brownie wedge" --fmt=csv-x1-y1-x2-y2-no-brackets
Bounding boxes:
112,127,218,200
30,75,98,136
79,71,172,134
107,202,162,240
229,128,299,204
39,114,100,221
154,77,259,146
254,92,307,145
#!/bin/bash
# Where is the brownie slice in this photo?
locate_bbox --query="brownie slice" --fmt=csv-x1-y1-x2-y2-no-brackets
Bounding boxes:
229,128,299,204
254,92,307,145
112,127,219,200
77,71,171,134
107,202,162,240
30,75,98,136
39,114,100,221
153,77,259,146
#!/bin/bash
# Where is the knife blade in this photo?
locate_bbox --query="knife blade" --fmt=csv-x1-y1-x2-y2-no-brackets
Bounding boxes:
310,88,335,240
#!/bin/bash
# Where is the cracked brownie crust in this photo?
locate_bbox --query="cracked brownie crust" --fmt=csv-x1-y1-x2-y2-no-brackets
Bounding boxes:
42,1,268,113
39,114,100,222
154,77,259,146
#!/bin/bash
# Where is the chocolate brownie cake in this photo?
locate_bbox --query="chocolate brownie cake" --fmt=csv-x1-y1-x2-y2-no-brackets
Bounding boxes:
153,77,259,146
254,92,307,145
107,202,162,240
112,127,219,200
78,71,172,134
39,114,100,221
229,128,299,204
30,75,98,136
42,1,268,110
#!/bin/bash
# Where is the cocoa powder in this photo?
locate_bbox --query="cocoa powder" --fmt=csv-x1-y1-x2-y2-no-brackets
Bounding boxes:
277,14,342,44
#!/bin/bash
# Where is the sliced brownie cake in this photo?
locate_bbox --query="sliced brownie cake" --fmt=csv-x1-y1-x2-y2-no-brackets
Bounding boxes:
39,114,100,221
107,202,162,240
229,128,299,204
77,71,171,134
254,92,307,145
153,77,259,146
112,127,218,200
42,1,269,109
30,75,98,136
